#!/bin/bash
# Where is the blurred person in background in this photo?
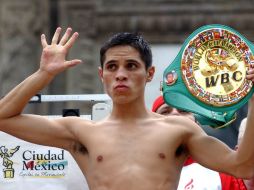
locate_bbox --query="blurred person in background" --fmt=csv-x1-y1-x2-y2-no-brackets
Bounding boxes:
202,104,248,149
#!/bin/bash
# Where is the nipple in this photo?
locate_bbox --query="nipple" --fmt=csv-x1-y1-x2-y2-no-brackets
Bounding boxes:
158,153,166,159
97,155,103,162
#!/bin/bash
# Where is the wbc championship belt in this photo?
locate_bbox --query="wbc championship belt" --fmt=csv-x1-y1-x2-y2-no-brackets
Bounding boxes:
162,24,254,128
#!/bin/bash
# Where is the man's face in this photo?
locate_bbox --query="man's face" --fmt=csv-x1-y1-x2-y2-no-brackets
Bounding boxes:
167,73,173,83
99,45,154,104
156,103,195,121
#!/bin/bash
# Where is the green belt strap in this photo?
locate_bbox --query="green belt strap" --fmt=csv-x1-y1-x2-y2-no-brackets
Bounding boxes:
162,24,254,128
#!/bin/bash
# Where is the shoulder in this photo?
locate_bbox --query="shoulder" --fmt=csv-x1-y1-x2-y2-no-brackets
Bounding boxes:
150,113,202,138
157,113,200,131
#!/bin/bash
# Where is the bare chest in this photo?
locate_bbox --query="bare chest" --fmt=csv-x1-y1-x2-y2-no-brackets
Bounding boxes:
82,125,185,168
71,124,186,190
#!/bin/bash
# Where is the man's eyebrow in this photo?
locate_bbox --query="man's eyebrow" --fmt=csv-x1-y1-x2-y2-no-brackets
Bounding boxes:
164,106,172,109
104,60,117,65
105,59,141,65
126,59,143,65
161,107,171,112
126,59,139,62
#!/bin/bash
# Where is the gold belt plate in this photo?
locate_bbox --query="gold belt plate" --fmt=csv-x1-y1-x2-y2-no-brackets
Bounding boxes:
181,28,253,107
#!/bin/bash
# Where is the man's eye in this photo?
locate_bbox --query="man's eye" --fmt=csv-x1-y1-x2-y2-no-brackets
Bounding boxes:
127,63,138,70
107,64,116,70
160,110,171,115
178,109,188,114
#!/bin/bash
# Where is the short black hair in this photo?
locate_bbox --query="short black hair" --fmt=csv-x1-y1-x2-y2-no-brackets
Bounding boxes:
100,32,152,70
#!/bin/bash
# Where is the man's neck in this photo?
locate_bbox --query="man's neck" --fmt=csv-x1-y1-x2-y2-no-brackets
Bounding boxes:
110,100,150,121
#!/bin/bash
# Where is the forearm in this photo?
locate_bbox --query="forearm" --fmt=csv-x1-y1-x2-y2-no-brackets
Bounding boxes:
0,69,54,118
234,100,254,178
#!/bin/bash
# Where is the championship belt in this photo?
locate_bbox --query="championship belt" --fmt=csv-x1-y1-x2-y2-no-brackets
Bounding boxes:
162,24,254,128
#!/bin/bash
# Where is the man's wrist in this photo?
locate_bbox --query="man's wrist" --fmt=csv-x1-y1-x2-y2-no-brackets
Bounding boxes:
36,69,55,81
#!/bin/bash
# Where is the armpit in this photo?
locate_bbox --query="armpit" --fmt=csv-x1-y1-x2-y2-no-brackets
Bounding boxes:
72,142,88,155
176,144,186,157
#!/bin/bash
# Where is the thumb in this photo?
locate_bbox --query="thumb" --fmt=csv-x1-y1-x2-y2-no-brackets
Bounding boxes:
65,59,83,67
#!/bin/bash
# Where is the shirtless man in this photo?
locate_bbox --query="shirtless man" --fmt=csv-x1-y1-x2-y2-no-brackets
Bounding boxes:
1,27,254,190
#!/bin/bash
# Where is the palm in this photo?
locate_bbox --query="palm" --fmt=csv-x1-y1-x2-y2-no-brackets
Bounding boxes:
39,27,81,76
40,44,67,74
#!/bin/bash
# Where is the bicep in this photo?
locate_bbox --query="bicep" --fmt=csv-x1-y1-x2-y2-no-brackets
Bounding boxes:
186,125,236,174
0,114,77,149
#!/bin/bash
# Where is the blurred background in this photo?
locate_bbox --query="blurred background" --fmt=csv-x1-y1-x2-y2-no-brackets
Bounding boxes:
0,0,253,189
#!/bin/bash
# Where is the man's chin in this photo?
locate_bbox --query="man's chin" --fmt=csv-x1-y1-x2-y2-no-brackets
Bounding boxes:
112,94,132,104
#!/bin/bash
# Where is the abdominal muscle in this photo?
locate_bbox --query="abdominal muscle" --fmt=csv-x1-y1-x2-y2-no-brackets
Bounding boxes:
85,163,180,190
72,146,183,190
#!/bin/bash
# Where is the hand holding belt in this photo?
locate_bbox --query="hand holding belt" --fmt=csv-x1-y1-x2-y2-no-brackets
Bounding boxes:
162,24,254,128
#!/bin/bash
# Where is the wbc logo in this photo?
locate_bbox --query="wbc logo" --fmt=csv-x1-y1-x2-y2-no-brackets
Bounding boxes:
181,28,254,106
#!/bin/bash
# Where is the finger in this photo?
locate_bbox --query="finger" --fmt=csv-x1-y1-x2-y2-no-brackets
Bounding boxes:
246,74,254,81
65,59,83,67
247,68,254,75
64,32,79,50
41,34,48,48
51,27,62,44
59,27,72,45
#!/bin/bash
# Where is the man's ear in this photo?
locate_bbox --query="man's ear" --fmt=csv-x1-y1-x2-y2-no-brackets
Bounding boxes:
146,66,155,82
98,67,103,82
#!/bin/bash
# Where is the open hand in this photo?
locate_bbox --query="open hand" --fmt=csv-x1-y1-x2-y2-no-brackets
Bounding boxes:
39,27,82,76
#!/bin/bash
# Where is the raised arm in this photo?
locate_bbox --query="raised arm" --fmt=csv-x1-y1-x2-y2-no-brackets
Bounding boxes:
185,69,254,179
0,27,83,149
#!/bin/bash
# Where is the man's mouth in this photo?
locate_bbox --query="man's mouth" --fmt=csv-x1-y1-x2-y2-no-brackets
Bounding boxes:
114,84,129,90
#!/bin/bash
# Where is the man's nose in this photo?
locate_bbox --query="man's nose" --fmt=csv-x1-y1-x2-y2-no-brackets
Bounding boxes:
116,68,127,81
170,108,181,116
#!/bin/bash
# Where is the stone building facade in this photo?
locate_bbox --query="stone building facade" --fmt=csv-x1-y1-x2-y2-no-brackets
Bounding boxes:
1,0,254,115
